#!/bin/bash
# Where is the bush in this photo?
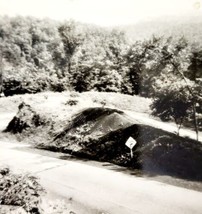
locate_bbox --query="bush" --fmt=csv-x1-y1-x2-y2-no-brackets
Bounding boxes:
0,167,44,213
69,91,80,98
65,99,78,106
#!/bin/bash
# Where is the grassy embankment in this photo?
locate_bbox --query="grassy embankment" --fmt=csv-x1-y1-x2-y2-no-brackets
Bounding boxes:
1,92,202,185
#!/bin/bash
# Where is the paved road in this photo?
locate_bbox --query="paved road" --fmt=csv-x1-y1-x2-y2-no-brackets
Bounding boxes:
125,111,202,142
0,112,15,131
0,141,202,214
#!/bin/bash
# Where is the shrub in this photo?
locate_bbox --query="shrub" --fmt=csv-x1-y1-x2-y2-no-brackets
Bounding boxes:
65,99,78,106
0,167,44,213
69,91,80,98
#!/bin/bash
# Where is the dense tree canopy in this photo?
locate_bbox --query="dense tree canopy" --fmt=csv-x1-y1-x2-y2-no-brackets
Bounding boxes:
0,16,202,135
0,16,130,95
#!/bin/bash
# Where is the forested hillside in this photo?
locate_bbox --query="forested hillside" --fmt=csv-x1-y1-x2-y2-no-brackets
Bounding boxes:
0,16,202,95
0,16,129,95
0,15,202,136
122,15,202,46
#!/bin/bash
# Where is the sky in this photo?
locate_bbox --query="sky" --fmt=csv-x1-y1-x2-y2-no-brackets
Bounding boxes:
0,0,202,26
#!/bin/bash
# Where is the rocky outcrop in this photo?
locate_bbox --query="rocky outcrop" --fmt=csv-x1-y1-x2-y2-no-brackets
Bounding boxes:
5,102,47,133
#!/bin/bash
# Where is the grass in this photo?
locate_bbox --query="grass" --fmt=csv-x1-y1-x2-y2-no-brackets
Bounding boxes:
0,91,151,143
1,91,202,191
0,91,152,116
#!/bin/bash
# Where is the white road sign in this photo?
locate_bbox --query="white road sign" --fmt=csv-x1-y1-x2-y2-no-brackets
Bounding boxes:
125,137,137,149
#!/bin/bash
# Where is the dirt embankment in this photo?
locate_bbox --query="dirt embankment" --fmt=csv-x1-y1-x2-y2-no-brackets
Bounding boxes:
4,100,202,183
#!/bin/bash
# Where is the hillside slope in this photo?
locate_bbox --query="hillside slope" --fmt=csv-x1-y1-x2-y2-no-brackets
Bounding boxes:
3,92,202,183
122,15,202,45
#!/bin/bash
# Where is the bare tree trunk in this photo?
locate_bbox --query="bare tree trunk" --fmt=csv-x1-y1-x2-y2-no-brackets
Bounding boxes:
175,118,183,136
173,64,199,141
0,51,3,95
178,119,183,136
68,57,71,74
193,103,199,141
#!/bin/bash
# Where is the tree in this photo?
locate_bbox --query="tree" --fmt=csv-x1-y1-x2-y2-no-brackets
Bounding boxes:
58,21,84,76
126,36,164,96
187,49,202,80
70,27,128,93
149,37,201,140
151,77,193,135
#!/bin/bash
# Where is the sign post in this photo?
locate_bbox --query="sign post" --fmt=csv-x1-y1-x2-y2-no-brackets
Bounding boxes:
130,149,133,159
125,137,137,159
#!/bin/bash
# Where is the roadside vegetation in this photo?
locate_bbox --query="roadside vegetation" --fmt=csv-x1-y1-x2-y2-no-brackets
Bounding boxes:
1,92,201,183
0,167,78,214
0,167,44,213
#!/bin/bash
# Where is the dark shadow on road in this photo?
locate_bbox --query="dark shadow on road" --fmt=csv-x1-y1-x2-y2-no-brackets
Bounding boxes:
10,141,202,192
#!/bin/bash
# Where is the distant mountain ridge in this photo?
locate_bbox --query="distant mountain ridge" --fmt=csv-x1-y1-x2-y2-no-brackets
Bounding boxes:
120,15,202,46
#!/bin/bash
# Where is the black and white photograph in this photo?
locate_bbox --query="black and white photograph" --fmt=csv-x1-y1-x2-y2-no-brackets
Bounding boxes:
0,0,202,213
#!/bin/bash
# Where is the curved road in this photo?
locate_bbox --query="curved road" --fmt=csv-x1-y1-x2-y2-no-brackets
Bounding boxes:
125,111,202,142
0,141,202,214
0,112,202,213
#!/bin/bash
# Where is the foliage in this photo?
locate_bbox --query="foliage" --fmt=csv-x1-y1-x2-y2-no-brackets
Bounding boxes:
147,37,202,137
58,21,84,76
125,36,193,97
65,99,78,106
70,28,127,93
0,16,131,95
0,167,44,213
151,77,193,134
187,49,202,80
0,167,78,213
0,16,202,133
1,16,202,98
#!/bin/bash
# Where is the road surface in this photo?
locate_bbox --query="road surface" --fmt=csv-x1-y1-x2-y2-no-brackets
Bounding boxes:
0,140,202,214
0,110,202,213
125,111,202,142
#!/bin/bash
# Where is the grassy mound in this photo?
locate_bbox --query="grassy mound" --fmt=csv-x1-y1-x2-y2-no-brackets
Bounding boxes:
41,107,140,166
2,91,150,142
3,92,202,181
38,107,202,181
